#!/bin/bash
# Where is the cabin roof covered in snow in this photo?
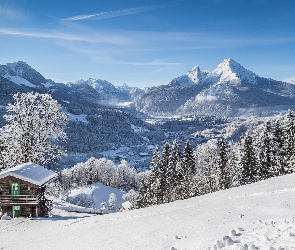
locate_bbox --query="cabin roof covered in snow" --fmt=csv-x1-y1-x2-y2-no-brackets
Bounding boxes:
0,162,57,186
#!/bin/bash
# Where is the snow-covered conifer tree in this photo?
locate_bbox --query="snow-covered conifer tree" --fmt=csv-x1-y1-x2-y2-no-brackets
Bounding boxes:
137,177,150,208
217,136,230,189
166,139,180,202
195,140,219,194
148,147,161,205
256,121,276,179
158,142,170,203
180,140,195,198
0,92,67,169
273,119,286,175
226,142,239,187
284,110,295,174
239,132,259,185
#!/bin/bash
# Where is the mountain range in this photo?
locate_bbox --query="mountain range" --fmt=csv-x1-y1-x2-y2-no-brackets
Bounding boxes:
133,58,295,116
1,59,295,167
0,61,164,168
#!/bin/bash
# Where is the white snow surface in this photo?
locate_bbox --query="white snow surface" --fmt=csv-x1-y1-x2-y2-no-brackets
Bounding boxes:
67,182,125,210
214,58,258,85
67,113,88,123
173,58,258,88
41,82,54,88
3,74,35,88
1,174,295,249
0,162,57,186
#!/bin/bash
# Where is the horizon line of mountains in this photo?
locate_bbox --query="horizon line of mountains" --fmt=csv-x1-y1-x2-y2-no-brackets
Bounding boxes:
1,58,295,118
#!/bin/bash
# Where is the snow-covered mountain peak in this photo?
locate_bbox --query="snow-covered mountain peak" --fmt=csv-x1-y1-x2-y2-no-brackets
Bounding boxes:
75,78,116,92
187,65,202,84
0,61,47,87
6,61,34,77
214,58,258,85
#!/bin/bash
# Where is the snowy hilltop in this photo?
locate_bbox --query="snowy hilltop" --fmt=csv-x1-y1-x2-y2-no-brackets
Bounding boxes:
134,58,295,117
1,173,295,249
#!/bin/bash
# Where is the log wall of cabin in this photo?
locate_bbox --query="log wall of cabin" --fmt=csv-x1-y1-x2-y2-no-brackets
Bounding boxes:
0,175,39,196
0,175,40,217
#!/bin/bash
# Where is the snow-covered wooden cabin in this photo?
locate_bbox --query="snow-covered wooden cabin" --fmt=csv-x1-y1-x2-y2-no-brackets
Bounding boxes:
0,162,57,218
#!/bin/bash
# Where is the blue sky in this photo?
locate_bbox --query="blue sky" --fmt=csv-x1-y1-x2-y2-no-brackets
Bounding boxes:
0,0,294,87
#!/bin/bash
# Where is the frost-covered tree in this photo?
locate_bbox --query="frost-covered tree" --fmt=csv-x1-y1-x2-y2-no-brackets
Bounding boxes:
159,142,170,203
195,140,219,193
255,121,276,179
217,136,230,190
0,92,67,169
122,189,138,210
166,140,180,202
148,147,161,205
108,193,117,211
239,132,259,185
182,140,195,176
137,177,150,208
273,119,286,175
180,140,195,198
284,110,295,174
117,160,137,190
226,142,239,187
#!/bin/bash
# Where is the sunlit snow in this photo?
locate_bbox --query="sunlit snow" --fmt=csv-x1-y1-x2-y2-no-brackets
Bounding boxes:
4,75,35,88
1,174,295,249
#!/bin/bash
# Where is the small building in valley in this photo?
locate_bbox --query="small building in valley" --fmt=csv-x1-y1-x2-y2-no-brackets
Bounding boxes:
0,162,57,218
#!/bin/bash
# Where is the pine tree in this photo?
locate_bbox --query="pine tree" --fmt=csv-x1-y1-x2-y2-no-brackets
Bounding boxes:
239,132,259,185
195,140,219,193
166,140,181,202
181,140,196,198
148,147,161,205
217,136,230,189
257,121,276,179
158,142,170,203
284,110,295,174
137,178,150,208
273,119,285,175
182,140,196,176
226,142,239,187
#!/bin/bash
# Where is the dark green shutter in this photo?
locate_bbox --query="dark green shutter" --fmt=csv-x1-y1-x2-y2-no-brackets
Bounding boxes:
10,182,20,197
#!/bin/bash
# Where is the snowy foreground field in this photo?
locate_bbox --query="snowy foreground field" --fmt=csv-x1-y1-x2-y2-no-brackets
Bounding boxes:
1,174,295,249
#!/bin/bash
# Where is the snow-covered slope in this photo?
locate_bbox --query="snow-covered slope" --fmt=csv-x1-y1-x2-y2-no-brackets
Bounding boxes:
0,61,51,87
1,174,295,249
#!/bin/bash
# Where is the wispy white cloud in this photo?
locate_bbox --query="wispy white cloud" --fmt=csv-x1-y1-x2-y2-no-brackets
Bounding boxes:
57,40,180,66
0,28,93,41
0,28,135,45
0,6,27,20
63,4,169,21
110,59,180,66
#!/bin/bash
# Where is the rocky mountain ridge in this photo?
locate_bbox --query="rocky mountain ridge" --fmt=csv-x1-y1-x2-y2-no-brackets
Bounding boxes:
134,58,295,116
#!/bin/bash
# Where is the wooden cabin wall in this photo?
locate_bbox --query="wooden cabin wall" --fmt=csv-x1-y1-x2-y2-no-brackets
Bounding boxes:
1,205,39,217
0,175,39,196
0,175,40,217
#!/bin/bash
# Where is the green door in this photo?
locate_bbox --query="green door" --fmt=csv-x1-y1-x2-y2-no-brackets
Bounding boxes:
12,206,22,218
10,182,20,198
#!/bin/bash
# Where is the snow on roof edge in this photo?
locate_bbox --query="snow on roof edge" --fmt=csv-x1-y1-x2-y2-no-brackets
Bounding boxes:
0,162,57,186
